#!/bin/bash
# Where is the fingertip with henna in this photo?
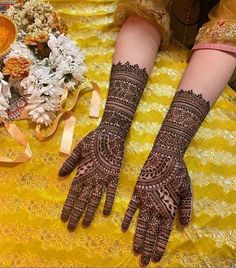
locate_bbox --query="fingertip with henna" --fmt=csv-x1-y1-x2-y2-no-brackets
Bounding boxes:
61,213,69,222
152,252,163,263
140,255,151,267
103,208,111,216
82,218,92,227
121,221,129,231
67,223,76,232
58,168,68,177
133,243,142,255
179,216,191,227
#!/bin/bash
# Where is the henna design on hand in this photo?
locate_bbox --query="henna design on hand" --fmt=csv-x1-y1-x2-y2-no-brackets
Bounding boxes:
59,62,148,231
122,90,210,266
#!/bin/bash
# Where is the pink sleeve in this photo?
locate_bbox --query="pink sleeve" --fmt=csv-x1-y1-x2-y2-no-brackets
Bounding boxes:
192,43,236,54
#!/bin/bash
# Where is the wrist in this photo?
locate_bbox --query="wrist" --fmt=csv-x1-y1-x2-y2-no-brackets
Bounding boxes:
152,90,210,159
153,129,189,158
97,123,128,140
99,61,148,138
100,100,135,137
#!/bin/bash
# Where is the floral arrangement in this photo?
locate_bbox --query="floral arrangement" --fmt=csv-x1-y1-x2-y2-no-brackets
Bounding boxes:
0,0,87,126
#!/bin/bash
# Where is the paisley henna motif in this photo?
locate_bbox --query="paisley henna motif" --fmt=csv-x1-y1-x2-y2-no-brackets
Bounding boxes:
59,61,148,230
122,90,210,266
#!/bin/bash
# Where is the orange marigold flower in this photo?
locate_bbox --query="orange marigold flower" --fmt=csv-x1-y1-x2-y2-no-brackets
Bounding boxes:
3,57,31,80
52,12,68,34
24,32,49,46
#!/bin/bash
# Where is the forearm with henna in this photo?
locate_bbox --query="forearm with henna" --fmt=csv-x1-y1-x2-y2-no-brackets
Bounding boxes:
122,49,236,266
59,15,161,231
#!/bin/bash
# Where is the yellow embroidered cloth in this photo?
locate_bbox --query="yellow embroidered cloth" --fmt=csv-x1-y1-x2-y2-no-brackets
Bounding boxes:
0,1,236,267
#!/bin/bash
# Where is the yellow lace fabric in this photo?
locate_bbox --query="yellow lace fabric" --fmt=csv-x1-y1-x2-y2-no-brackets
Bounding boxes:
0,1,236,267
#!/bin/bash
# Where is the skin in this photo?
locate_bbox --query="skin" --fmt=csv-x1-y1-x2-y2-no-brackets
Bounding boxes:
178,48,236,106
113,15,161,74
61,14,236,267
115,16,236,105
113,15,236,266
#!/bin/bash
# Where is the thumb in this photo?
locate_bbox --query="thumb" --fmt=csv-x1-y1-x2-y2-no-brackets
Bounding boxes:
121,195,139,231
179,180,193,226
59,142,81,176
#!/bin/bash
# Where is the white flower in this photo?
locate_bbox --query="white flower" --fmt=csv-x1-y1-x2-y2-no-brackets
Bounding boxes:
21,74,38,95
21,61,65,125
27,94,60,126
21,33,88,125
6,41,35,62
64,78,78,91
0,72,11,119
48,33,87,90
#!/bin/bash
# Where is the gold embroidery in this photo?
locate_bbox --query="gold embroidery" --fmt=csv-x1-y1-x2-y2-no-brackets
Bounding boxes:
196,21,236,43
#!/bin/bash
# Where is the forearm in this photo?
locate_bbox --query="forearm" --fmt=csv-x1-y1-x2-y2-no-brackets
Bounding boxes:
113,16,161,75
178,49,236,106
154,49,236,157
100,16,161,136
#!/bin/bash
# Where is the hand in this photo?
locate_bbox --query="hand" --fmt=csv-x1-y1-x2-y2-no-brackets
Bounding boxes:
59,126,124,231
59,61,149,231
121,150,192,266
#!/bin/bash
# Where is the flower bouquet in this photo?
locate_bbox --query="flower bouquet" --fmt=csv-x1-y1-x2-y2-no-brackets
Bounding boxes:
0,0,100,163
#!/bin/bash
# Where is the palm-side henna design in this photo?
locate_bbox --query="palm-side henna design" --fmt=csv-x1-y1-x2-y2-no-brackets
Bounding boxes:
59,61,148,231
122,90,210,266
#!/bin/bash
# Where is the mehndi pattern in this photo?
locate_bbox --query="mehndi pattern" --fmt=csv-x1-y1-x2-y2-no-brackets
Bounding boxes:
59,61,148,230
122,90,210,266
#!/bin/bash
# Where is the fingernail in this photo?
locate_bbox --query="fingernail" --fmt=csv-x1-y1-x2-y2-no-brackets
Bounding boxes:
180,217,190,226
121,222,129,231
103,209,111,216
140,255,150,266
67,223,76,232
59,168,67,177
61,213,69,222
82,218,91,227
152,253,162,263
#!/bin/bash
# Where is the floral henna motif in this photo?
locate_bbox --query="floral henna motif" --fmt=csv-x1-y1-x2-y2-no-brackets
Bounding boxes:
59,62,148,231
122,90,210,266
